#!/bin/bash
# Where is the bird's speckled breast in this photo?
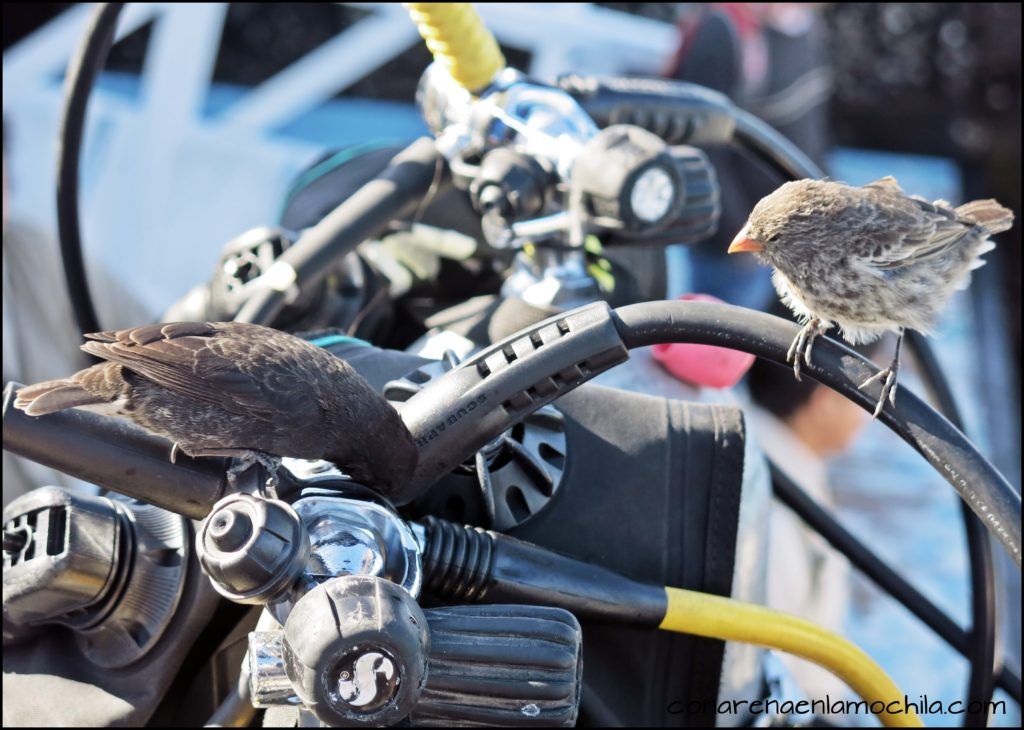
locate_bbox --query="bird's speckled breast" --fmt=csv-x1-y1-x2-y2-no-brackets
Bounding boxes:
770,266,902,345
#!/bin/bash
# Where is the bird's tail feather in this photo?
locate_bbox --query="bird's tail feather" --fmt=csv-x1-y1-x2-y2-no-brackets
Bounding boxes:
956,200,1014,234
14,380,107,416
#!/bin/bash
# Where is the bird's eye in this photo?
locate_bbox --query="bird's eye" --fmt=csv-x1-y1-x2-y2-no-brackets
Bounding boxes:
767,234,779,242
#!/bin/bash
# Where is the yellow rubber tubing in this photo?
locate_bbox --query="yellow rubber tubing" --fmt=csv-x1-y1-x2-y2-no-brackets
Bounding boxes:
404,3,505,93
661,587,922,727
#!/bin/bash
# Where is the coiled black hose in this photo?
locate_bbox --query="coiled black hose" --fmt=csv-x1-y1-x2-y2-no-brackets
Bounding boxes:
613,301,1021,566
612,300,1020,720
56,2,124,336
905,329,998,724
560,74,1007,722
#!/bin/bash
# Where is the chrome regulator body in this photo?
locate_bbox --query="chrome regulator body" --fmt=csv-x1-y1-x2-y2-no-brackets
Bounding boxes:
196,459,426,725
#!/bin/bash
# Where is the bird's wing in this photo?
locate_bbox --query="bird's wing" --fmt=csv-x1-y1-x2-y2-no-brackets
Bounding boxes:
858,193,972,272
80,322,302,420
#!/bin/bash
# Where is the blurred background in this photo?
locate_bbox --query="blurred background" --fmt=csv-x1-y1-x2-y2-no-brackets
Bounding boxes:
3,3,1020,725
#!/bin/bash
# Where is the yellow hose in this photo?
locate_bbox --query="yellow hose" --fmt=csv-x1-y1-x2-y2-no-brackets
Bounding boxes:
661,587,922,727
404,3,505,93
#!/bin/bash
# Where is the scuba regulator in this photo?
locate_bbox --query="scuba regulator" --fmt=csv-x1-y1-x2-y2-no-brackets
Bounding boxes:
3,3,1021,728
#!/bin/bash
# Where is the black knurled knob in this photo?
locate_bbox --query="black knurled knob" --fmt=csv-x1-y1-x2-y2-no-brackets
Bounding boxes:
196,493,308,604
282,575,429,726
413,604,583,727
207,505,253,552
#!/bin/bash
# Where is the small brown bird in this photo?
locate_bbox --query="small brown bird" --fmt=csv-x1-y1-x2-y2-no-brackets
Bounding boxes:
14,322,419,493
728,176,1013,417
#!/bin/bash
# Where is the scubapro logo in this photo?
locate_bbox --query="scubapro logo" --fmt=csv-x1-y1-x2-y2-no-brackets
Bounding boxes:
415,394,488,447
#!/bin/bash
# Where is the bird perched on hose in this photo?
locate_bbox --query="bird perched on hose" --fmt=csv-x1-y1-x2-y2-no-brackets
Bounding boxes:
13,322,419,495
728,176,1013,417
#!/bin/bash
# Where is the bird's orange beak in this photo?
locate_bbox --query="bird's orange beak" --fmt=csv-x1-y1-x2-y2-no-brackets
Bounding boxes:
728,226,764,254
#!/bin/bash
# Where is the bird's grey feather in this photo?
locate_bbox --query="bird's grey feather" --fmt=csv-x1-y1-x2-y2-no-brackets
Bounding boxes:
16,383,103,416
954,199,1014,234
867,197,970,271
743,177,1013,344
15,362,129,416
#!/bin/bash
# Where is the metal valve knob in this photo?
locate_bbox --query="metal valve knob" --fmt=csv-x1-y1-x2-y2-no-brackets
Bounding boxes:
196,493,309,605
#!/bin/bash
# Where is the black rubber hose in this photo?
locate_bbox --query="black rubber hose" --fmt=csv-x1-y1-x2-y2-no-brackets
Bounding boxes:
612,300,1022,568
769,462,1020,702
555,73,738,146
418,516,668,626
730,107,821,181
560,74,822,181
904,329,999,724
56,2,124,337
234,137,445,326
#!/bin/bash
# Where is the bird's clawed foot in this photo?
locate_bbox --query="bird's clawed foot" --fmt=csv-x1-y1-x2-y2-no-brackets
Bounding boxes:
229,451,282,499
857,331,904,420
187,448,282,498
858,363,899,419
786,318,828,381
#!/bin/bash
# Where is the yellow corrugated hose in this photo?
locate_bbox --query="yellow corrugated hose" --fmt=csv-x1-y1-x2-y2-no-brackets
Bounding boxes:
403,3,505,93
661,587,922,727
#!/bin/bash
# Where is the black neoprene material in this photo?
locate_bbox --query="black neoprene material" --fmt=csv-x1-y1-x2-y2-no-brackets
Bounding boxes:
507,385,746,727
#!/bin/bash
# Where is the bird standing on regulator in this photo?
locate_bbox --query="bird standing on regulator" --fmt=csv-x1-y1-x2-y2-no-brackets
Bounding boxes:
13,322,419,494
728,176,1013,417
